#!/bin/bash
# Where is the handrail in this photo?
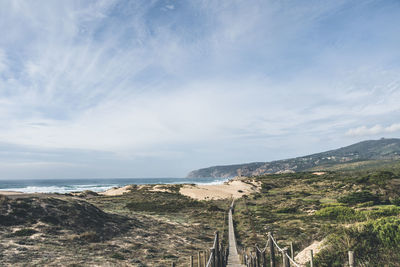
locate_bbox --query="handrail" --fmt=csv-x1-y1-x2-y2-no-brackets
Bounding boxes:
255,239,269,253
269,234,301,267
206,250,214,267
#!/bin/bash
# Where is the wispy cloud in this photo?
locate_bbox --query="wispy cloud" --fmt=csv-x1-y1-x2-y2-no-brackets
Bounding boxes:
346,124,400,137
0,0,400,178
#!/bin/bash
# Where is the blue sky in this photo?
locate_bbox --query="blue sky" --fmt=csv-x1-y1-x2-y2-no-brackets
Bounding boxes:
0,0,400,179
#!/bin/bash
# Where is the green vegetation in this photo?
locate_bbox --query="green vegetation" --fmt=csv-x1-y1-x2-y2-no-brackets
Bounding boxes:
125,191,205,213
188,138,400,178
338,191,380,205
231,161,400,266
0,186,229,266
1,158,400,266
11,228,37,237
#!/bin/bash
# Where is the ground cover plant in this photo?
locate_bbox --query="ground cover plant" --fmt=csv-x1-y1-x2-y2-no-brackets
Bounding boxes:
232,161,400,266
0,186,230,266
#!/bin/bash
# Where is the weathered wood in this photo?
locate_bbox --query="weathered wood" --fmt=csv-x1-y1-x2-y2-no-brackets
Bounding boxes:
198,251,201,267
211,248,216,267
348,251,355,267
309,250,314,267
220,242,224,267
204,250,207,267
215,231,220,267
190,255,194,267
262,250,266,267
290,242,294,260
255,245,260,267
268,232,276,267
282,248,290,267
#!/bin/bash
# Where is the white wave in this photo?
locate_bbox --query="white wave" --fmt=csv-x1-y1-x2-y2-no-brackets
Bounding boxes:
7,185,117,194
0,177,233,193
193,178,231,185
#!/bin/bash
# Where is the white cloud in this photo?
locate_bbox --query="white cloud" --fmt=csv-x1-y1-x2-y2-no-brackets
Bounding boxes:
346,123,400,137
1,0,400,177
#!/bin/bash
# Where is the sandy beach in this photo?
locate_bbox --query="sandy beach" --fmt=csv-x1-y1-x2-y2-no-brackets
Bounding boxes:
0,191,24,196
1,177,260,200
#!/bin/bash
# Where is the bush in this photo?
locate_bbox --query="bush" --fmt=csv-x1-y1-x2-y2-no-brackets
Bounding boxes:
275,207,298,213
110,253,125,260
370,216,400,248
369,171,396,185
315,206,358,222
315,217,400,266
391,197,400,206
361,206,400,220
338,191,380,205
12,228,37,236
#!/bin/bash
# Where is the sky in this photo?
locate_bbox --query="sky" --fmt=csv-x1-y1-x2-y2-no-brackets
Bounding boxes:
0,0,400,179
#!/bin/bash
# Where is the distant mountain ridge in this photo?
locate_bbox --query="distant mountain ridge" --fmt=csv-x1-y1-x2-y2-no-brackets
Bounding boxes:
187,138,400,178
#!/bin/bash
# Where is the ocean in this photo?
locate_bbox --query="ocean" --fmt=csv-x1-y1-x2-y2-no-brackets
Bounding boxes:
0,177,229,194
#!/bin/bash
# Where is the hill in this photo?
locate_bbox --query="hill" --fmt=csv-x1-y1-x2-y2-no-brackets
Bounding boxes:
187,138,400,178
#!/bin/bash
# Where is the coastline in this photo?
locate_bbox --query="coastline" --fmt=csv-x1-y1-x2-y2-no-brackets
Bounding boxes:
0,176,260,200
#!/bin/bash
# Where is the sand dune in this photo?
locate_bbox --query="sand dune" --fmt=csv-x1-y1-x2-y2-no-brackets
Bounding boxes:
180,178,259,200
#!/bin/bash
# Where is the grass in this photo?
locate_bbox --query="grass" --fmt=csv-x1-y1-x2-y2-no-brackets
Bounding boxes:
0,184,231,266
231,162,400,266
1,161,400,266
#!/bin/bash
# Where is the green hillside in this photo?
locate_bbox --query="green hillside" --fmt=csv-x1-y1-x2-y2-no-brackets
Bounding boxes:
187,138,400,178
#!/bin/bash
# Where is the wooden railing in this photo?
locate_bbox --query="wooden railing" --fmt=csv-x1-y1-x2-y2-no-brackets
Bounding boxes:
240,232,357,267
240,232,300,267
202,231,228,267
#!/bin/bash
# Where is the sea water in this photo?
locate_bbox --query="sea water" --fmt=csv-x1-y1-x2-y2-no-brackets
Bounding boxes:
0,177,230,193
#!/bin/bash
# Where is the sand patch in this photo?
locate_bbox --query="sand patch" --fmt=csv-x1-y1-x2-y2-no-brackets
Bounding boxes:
294,239,326,265
0,191,24,196
99,185,134,196
180,178,259,200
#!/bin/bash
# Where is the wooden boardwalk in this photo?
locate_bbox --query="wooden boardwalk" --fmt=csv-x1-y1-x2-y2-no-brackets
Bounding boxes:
227,202,245,267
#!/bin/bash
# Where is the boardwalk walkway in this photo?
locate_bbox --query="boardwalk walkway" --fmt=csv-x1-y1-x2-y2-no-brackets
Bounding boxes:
227,202,245,267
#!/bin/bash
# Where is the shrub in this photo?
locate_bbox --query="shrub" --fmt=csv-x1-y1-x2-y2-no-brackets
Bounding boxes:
110,253,125,260
261,183,274,192
369,171,396,185
12,228,37,236
78,231,100,242
338,191,380,205
391,197,400,206
315,206,358,222
370,216,400,248
361,206,400,220
315,217,400,266
275,207,298,213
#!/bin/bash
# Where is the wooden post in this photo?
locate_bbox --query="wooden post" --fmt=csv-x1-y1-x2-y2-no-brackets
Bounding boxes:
215,232,220,267
348,251,355,267
309,250,314,267
211,248,216,267
220,242,224,267
171,262,175,267
262,250,266,267
268,232,276,267
190,255,194,267
204,250,207,267
255,244,260,267
282,248,290,267
290,242,294,260
197,251,201,267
